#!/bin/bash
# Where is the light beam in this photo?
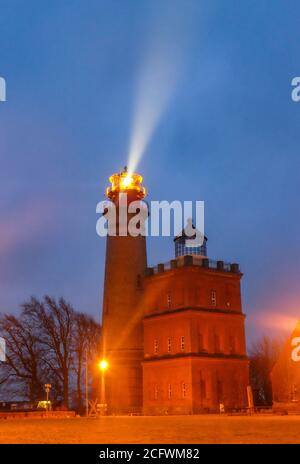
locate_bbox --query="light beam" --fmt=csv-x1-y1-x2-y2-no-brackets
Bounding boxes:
127,4,192,174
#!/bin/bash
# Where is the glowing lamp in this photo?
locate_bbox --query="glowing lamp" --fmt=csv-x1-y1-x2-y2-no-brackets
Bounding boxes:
106,166,146,200
99,359,108,371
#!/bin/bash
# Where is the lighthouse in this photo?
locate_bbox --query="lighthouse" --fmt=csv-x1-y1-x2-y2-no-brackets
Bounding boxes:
101,168,147,414
100,168,249,415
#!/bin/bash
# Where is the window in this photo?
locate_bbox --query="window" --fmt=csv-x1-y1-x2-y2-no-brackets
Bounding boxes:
217,380,223,402
196,288,201,304
181,336,185,351
291,384,298,402
211,290,217,306
214,334,221,353
167,292,172,308
198,333,204,351
200,378,206,399
175,238,207,257
136,274,142,289
182,383,186,398
154,384,158,400
229,336,235,354
168,383,172,399
167,338,171,353
154,339,158,354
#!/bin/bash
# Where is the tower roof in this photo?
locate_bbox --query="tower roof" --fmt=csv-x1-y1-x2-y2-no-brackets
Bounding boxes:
173,222,207,242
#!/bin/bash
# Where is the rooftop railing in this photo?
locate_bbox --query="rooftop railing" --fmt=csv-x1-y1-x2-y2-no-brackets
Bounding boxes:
145,255,240,276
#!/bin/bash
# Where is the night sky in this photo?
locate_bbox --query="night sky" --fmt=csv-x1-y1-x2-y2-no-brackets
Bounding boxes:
1,0,300,343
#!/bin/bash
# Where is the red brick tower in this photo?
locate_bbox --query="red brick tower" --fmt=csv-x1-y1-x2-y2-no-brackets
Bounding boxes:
101,168,147,414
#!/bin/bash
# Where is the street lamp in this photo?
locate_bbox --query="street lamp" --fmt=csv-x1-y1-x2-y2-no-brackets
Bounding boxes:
98,359,108,371
98,359,108,415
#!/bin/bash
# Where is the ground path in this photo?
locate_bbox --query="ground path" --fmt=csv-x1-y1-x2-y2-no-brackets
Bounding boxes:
0,414,299,444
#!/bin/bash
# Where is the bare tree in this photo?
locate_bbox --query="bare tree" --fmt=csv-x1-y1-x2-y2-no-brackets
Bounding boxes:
0,312,44,402
23,296,75,409
0,296,101,410
249,335,283,406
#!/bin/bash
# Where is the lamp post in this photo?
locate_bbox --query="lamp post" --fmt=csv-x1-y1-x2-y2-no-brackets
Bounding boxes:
44,383,52,413
98,359,108,415
85,348,89,417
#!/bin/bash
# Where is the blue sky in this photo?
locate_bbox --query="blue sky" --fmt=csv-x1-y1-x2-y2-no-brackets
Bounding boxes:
0,0,300,343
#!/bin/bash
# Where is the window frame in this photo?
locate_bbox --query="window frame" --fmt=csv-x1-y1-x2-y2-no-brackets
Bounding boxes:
211,289,217,306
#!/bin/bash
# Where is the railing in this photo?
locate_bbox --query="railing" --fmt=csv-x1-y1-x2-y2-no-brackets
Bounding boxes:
146,255,240,276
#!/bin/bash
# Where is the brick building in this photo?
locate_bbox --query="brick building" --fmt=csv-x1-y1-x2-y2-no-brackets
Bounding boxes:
101,169,249,414
143,252,249,414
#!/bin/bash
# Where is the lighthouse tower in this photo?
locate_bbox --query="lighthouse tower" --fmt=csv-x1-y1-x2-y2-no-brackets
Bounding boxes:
101,168,147,414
